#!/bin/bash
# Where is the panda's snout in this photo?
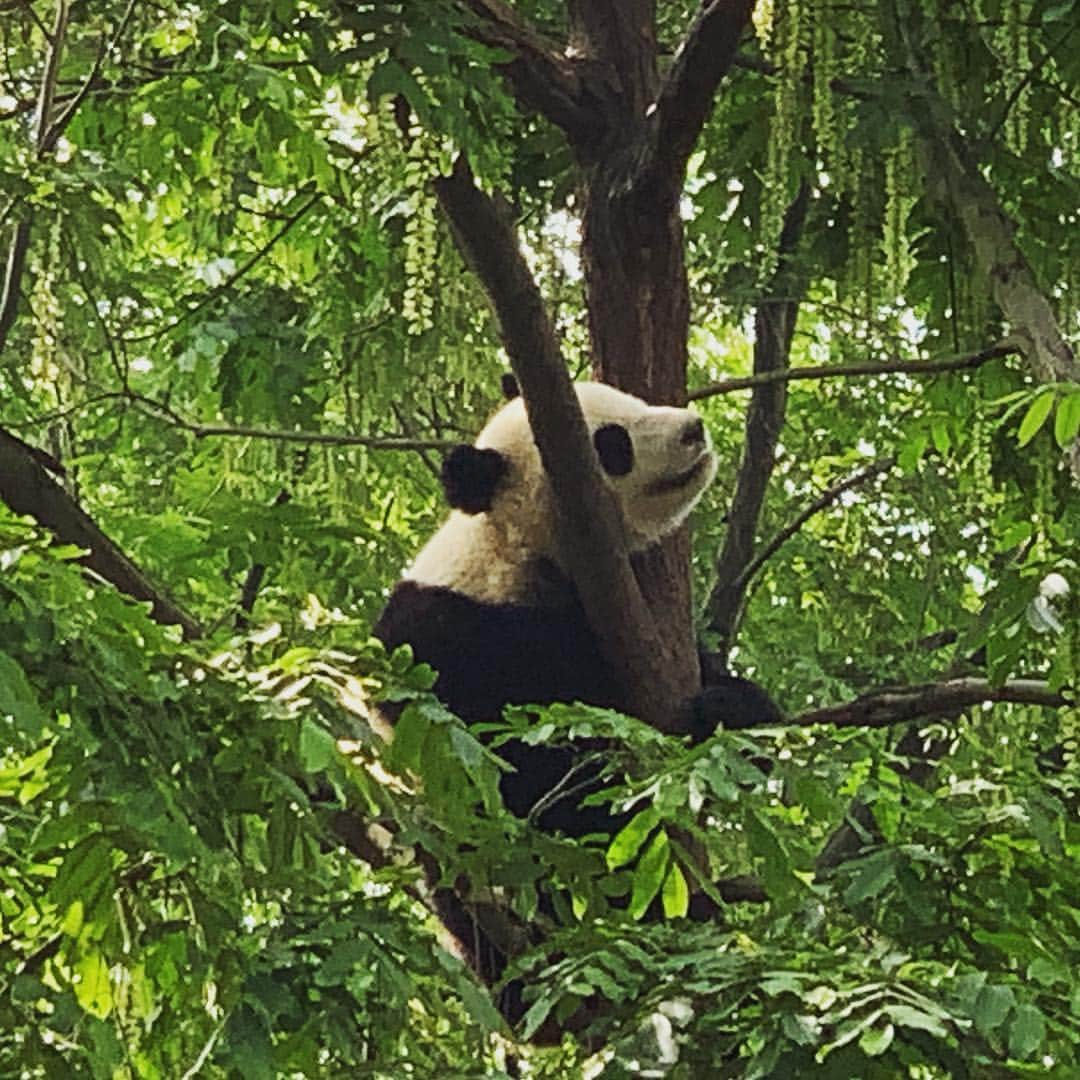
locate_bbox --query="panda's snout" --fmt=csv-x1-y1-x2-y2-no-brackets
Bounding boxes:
680,416,706,446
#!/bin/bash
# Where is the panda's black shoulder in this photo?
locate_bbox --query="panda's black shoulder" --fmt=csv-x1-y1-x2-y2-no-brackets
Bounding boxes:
373,579,617,720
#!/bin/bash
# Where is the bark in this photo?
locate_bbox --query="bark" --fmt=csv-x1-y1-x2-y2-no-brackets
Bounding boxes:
570,1,756,707
456,0,602,146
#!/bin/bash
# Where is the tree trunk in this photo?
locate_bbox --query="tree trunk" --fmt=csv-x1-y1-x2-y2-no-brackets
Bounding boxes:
453,0,757,725
575,9,701,713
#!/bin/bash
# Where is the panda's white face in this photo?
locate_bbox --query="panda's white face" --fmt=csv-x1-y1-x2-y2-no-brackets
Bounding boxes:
407,382,717,604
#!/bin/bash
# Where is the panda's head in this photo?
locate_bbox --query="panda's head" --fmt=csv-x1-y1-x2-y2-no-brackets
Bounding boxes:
407,381,717,602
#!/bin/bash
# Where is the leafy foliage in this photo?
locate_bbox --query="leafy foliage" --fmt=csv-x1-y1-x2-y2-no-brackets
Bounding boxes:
1,0,1077,1076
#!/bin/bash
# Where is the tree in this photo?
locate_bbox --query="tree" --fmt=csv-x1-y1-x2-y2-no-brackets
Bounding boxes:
0,0,1078,1075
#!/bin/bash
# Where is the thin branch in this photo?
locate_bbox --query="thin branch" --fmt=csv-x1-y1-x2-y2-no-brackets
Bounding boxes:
169,421,454,452
32,0,69,149
41,0,139,154
0,427,203,639
793,678,1070,729
651,0,756,179
4,391,453,452
0,221,30,357
433,155,686,731
731,51,871,98
735,456,895,593
688,341,1020,401
985,21,1077,144
123,187,322,343
706,184,809,652
70,251,127,386
0,0,69,357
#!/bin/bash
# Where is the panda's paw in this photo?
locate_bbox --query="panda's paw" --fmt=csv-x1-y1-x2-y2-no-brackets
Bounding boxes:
681,676,784,743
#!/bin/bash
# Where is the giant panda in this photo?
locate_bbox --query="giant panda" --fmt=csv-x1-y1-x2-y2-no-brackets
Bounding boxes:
374,378,780,836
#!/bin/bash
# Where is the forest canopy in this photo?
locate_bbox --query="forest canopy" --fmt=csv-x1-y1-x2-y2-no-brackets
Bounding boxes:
0,0,1078,1076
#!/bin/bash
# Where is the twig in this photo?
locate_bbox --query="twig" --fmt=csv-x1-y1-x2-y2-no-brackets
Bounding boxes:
0,221,30,357
706,184,809,652
123,187,322,343
688,342,1020,401
167,420,455,452
32,0,69,148
4,391,454,452
41,0,139,153
985,22,1077,144
734,456,896,593
179,1022,226,1080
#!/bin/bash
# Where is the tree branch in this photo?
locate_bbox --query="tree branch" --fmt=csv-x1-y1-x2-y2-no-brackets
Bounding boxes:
5,392,454,452
432,156,689,731
706,184,809,653
651,0,756,179
687,341,1020,401
884,4,1078,398
0,0,70,358
32,0,69,148
793,677,1070,730
157,420,455,452
0,427,203,639
454,0,601,145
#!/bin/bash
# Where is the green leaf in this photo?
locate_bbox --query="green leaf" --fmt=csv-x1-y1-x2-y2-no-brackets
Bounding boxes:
455,977,504,1032
973,983,1015,1038
660,860,689,918
299,717,337,772
859,1022,895,1056
1007,1003,1046,1059
743,807,794,902
74,952,113,1019
629,829,670,919
1054,389,1080,447
843,850,897,905
883,1003,948,1038
0,651,46,735
606,807,659,871
1016,391,1054,447
49,835,113,914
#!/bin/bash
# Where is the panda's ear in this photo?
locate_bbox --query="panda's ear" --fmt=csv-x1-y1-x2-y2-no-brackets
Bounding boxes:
500,372,519,400
441,445,508,514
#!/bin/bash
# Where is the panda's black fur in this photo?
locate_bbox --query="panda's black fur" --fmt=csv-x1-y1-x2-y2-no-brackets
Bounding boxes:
374,379,781,836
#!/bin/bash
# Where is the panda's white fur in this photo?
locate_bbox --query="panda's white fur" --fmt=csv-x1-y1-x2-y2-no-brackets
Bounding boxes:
406,382,718,605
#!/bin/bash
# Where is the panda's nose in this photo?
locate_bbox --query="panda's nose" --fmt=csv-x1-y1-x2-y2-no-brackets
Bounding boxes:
681,417,705,446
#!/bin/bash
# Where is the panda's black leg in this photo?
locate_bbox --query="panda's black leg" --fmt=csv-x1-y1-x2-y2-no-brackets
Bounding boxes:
680,675,784,743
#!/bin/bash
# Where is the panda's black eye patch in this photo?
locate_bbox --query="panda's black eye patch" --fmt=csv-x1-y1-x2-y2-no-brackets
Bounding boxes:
593,423,634,477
